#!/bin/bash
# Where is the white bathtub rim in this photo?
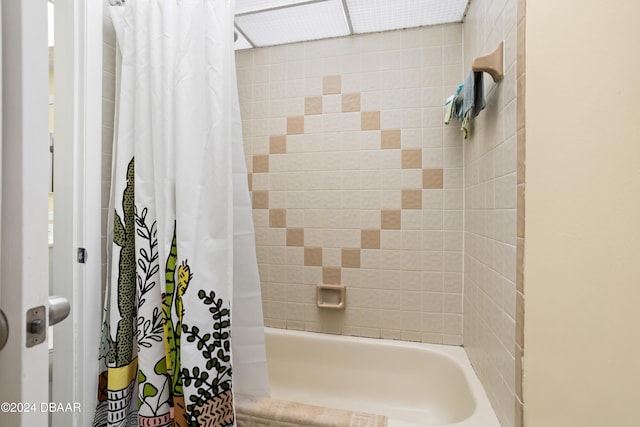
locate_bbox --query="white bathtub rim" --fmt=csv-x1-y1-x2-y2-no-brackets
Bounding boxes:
263,327,500,427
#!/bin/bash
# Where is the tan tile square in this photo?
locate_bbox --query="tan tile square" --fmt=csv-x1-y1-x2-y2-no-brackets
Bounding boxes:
513,392,524,427
361,229,380,249
247,173,253,191
287,116,304,135
305,96,322,115
270,135,287,154
323,267,341,285
516,291,524,348
517,0,526,22
422,169,444,189
361,111,380,130
381,129,401,149
517,19,526,78
515,343,524,401
517,74,526,131
517,184,525,238
304,247,323,266
253,154,269,173
402,149,422,169
342,93,361,112
323,75,341,95
517,129,525,184
252,191,269,209
269,209,286,228
381,210,401,230
341,248,361,268
286,228,304,247
517,237,524,293
402,189,422,209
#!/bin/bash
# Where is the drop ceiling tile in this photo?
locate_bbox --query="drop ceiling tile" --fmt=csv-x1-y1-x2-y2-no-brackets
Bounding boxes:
235,0,349,48
346,0,468,34
235,0,312,15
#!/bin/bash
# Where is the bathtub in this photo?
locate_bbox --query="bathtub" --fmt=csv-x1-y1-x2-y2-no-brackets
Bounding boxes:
236,328,500,427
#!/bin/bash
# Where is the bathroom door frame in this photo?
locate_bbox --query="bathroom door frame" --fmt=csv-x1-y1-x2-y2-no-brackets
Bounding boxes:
50,0,103,426
0,1,50,425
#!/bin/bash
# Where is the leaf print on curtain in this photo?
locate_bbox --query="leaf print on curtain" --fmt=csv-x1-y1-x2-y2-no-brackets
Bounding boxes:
94,0,269,426
181,289,233,424
162,225,191,425
95,158,142,427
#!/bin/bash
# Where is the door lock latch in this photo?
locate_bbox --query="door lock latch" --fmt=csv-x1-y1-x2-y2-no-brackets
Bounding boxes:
25,297,70,348
26,305,46,348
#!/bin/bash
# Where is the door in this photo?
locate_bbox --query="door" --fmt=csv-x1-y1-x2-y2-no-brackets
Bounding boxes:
0,1,51,426
0,1,103,425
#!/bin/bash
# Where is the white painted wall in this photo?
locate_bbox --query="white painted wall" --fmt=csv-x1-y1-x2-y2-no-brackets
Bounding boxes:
524,1,640,426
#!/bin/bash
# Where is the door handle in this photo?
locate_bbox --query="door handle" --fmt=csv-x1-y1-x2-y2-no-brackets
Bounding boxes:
0,310,8,351
3,297,70,350
48,296,70,327
25,297,70,348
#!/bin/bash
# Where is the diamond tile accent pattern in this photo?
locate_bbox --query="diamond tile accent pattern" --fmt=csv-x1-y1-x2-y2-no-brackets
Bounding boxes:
237,24,464,345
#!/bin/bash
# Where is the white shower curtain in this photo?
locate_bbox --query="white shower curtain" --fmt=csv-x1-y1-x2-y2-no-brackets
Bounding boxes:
94,1,268,426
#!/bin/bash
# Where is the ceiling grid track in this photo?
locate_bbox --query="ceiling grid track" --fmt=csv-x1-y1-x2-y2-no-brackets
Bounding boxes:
235,0,331,17
233,0,469,49
341,0,354,36
234,24,256,49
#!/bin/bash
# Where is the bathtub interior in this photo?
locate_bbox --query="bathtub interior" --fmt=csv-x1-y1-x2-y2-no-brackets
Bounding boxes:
263,328,490,426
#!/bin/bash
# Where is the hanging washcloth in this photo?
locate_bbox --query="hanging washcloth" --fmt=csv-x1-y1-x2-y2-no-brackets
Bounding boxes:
444,83,465,125
444,95,455,124
460,71,486,138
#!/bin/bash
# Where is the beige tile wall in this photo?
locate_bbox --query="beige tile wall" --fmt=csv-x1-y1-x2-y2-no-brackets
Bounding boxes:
461,0,521,426
237,24,465,344
515,0,526,425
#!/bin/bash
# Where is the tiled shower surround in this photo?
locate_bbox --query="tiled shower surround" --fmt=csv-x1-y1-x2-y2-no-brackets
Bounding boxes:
462,0,522,426
98,6,522,427
236,6,524,425
236,24,466,345
99,3,523,426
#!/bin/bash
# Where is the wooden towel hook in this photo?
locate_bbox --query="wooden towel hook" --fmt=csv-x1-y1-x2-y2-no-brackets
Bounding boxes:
472,41,504,83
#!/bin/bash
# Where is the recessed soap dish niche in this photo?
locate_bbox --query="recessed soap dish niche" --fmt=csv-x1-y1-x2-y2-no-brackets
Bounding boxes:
316,284,346,310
